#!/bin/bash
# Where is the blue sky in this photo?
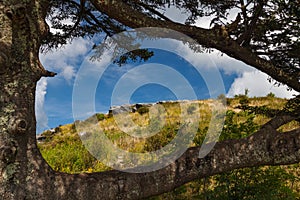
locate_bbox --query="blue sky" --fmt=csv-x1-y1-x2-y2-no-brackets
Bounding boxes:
93,48,235,107
38,39,238,131
36,7,299,134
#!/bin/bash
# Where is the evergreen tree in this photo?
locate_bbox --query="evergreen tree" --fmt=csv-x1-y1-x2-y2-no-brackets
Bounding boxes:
0,0,299,199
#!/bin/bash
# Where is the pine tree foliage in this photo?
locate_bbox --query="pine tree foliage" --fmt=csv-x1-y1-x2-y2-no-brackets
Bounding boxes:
44,0,299,89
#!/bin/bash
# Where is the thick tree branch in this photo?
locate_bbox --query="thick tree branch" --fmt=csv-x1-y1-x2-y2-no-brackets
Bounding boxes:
89,0,300,92
1,0,299,199
50,125,300,199
263,114,298,130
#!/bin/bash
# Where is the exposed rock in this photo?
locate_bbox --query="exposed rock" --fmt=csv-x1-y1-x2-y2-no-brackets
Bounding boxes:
109,104,133,115
36,135,47,143
109,103,155,115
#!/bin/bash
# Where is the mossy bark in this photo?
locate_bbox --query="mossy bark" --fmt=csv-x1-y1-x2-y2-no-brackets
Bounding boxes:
0,0,54,199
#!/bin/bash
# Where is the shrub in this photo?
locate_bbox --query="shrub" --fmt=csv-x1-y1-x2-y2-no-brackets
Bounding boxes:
267,92,276,98
137,106,149,115
96,113,105,121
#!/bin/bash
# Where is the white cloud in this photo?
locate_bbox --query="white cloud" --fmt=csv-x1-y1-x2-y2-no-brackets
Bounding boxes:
163,6,188,23
40,37,93,82
36,38,93,132
46,15,74,34
227,70,299,98
35,77,49,133
61,65,76,83
163,5,240,29
135,34,298,99
162,7,253,75
162,9,297,99
174,42,254,75
195,8,240,29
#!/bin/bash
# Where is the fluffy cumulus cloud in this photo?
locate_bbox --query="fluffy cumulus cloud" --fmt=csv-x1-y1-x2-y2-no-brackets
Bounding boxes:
61,65,76,83
35,77,48,133
163,8,297,99
227,70,299,98
35,38,93,133
175,42,254,75
176,42,298,98
39,37,93,82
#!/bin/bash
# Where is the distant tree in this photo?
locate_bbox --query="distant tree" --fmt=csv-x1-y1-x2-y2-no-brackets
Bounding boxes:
267,92,276,98
244,88,249,96
0,0,299,199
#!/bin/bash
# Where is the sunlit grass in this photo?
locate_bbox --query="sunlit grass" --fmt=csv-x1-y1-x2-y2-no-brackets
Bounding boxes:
38,96,300,199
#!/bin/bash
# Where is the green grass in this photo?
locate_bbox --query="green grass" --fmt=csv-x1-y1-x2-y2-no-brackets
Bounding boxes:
38,96,300,199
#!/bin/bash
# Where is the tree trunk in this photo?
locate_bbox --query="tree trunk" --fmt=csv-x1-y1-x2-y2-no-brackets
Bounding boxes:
0,1,300,200
0,0,56,199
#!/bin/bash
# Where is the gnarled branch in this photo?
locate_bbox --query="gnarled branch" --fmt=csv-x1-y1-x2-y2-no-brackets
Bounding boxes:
89,0,300,92
49,124,300,199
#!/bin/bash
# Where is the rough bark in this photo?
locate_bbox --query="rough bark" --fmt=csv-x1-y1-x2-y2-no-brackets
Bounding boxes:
41,123,300,200
0,0,300,199
0,0,56,199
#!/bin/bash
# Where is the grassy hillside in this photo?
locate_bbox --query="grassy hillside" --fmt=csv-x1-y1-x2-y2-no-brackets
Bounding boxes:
38,95,300,199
